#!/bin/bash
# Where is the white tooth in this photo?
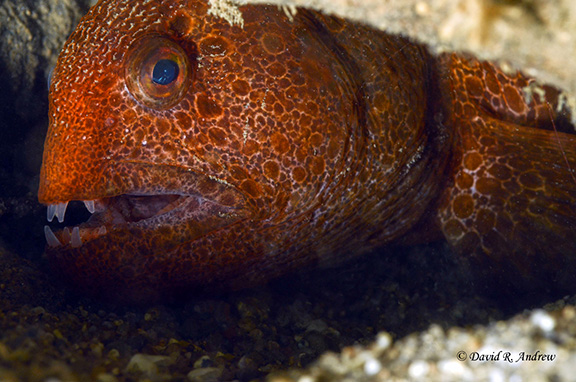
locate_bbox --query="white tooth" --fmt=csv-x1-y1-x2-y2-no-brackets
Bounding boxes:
84,200,96,214
47,205,56,222
55,202,69,223
97,226,107,235
71,226,82,248
44,225,61,247
62,227,72,243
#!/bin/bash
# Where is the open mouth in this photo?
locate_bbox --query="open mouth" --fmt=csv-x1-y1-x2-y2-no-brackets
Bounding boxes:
43,193,242,248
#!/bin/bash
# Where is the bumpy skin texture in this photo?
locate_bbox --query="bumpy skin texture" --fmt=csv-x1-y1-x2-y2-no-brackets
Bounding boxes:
438,55,576,291
38,0,576,302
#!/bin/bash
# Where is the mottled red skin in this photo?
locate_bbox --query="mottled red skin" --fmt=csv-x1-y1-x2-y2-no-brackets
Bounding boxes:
38,0,576,302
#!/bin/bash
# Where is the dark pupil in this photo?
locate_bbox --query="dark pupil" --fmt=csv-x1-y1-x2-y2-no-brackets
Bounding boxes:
152,59,179,85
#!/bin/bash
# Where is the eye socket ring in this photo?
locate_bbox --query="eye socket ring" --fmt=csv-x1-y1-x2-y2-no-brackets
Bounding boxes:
125,35,192,110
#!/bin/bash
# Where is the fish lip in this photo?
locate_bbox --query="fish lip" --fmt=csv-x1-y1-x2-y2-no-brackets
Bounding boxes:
39,161,247,213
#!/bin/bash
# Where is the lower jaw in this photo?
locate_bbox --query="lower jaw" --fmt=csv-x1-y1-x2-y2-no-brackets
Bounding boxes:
44,214,250,304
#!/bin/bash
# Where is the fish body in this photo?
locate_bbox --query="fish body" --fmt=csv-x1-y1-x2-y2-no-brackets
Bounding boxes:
39,0,576,302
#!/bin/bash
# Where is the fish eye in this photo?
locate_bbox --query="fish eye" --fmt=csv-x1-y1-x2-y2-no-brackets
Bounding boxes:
152,59,180,85
125,36,192,110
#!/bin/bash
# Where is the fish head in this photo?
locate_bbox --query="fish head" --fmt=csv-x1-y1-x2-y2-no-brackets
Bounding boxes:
38,0,356,302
